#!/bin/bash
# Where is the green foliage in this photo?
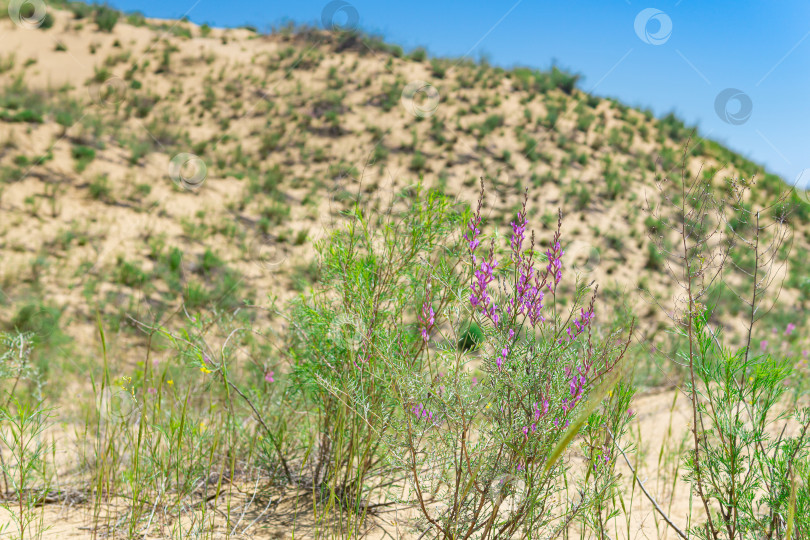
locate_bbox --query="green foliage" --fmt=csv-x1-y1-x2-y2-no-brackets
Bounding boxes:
199,248,223,275
284,184,633,537
457,321,483,351
94,5,119,32
68,1,93,19
8,305,61,352
88,173,110,200
286,186,464,529
126,11,146,26
115,256,147,287
0,78,45,123
71,144,96,172
430,59,446,78
576,111,596,132
645,242,664,270
409,151,427,172
6,305,70,382
409,47,427,62
0,398,54,539
683,312,810,539
658,112,690,143
567,183,591,210
477,114,504,138
510,65,580,94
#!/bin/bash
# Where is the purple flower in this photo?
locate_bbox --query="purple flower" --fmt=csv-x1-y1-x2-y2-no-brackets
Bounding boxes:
464,192,484,264
470,248,500,324
418,302,435,342
265,371,275,383
509,194,528,265
411,403,435,424
785,323,796,336
760,340,768,351
545,241,564,287
561,308,595,344
497,347,508,372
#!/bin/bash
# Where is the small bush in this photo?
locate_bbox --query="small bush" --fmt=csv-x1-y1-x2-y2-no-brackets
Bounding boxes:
88,174,110,200
645,242,664,270
94,5,119,32
409,151,426,172
115,257,147,287
71,145,96,172
430,59,446,78
69,1,93,19
409,47,427,62
126,11,146,26
457,321,483,351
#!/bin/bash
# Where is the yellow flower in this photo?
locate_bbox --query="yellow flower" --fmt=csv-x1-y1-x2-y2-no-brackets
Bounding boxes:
486,402,492,410
200,422,206,432
167,380,174,386
200,366,212,374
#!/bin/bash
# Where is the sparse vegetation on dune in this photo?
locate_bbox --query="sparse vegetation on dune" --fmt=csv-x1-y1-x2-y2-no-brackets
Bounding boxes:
0,1,809,538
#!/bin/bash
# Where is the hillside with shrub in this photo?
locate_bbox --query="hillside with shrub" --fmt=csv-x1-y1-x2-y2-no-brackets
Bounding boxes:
1,2,809,538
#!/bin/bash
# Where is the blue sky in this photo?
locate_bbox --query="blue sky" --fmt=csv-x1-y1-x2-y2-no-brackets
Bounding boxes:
107,0,810,186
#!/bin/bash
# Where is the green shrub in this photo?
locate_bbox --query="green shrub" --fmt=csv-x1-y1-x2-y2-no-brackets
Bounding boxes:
94,5,119,32
0,109,43,123
409,151,426,172
68,1,93,19
576,112,595,132
126,11,146,26
115,257,147,287
457,321,483,351
430,59,446,78
8,304,62,350
88,174,110,200
284,184,634,537
71,145,96,172
409,47,427,62
645,242,664,270
478,114,504,138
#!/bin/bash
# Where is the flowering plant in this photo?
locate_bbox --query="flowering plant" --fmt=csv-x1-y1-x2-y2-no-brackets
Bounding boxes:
285,182,634,537
382,183,635,538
